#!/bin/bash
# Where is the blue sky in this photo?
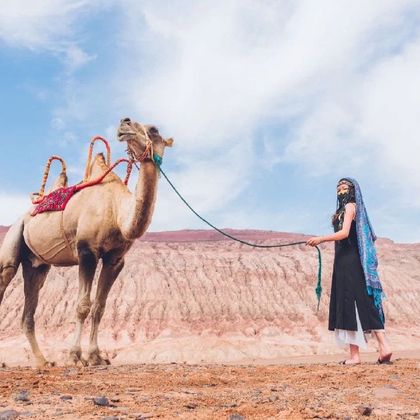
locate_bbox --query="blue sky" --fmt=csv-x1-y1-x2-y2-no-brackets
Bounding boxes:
1,1,420,242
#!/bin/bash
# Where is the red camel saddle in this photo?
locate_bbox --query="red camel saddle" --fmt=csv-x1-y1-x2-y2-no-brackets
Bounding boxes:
31,136,133,216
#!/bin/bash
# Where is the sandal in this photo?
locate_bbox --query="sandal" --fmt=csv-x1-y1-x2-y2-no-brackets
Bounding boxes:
377,353,392,364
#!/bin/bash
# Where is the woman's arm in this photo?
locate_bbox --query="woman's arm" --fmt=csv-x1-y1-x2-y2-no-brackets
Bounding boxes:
306,203,355,247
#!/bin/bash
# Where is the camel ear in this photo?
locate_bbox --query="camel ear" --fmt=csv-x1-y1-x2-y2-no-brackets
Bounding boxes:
164,137,174,147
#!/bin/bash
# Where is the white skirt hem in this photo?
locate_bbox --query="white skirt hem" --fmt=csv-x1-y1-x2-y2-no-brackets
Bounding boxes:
334,303,384,350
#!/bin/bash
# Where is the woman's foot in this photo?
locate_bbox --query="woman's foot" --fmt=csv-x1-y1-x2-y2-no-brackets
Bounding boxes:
374,331,392,363
378,348,392,361
377,352,392,364
346,344,361,365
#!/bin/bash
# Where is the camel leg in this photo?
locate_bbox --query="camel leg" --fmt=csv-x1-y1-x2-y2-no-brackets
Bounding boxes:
0,265,18,306
21,260,51,368
0,218,24,305
69,246,98,366
87,254,124,366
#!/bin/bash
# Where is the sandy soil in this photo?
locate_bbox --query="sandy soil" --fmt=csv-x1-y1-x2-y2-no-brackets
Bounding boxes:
0,355,419,419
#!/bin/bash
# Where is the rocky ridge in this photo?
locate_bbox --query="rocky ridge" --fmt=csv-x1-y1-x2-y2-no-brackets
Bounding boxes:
0,226,419,366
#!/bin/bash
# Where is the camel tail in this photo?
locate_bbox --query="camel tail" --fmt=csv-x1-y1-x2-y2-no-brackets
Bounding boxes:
0,216,25,306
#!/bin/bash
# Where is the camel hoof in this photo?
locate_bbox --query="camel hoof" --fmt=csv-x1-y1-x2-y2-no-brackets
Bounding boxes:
36,360,55,369
69,348,88,367
87,351,111,366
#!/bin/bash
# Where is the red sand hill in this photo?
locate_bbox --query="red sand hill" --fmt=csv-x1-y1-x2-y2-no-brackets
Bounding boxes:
0,226,419,366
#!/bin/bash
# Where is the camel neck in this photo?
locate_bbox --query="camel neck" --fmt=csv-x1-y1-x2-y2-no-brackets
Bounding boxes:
120,160,159,240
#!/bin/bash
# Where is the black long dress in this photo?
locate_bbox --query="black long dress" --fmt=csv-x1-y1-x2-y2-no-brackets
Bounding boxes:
328,217,384,332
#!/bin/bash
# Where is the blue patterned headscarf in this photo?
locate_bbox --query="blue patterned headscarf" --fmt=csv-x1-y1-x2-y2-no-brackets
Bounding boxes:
339,177,385,323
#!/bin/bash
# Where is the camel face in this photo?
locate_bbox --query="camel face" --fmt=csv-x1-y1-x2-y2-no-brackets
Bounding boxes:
117,118,173,161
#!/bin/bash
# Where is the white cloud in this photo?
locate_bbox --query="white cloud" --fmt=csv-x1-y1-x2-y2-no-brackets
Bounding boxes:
149,139,253,231
0,0,82,48
281,100,369,176
4,1,419,240
63,45,97,72
110,0,420,235
0,0,96,70
0,193,30,225
282,35,420,207
120,0,418,145
360,41,420,205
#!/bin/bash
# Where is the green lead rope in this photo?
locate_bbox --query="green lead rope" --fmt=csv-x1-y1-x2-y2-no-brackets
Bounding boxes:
315,246,322,311
153,154,163,169
154,157,322,310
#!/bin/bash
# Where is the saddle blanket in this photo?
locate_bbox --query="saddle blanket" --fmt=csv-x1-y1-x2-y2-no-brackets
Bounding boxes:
32,185,78,216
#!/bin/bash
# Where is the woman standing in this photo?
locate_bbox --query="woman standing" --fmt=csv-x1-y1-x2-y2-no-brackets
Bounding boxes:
306,178,392,365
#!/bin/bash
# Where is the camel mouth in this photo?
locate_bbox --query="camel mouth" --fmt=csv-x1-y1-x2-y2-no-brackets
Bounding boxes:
117,127,136,142
117,117,138,141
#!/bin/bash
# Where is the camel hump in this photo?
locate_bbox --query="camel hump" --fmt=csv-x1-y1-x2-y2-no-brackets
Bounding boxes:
89,153,108,177
87,153,121,183
31,155,68,202
47,172,68,193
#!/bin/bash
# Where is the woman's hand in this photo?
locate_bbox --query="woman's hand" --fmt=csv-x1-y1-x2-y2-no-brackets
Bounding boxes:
306,236,323,247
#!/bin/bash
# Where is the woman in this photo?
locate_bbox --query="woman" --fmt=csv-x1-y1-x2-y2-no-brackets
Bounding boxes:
306,178,392,365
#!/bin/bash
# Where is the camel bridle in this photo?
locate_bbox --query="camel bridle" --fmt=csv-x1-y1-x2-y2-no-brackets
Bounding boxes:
125,123,164,170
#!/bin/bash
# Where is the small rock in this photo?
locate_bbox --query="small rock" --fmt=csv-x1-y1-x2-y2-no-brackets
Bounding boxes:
374,385,399,399
182,390,198,395
93,396,110,407
357,406,373,416
60,395,73,401
134,414,154,420
102,417,119,420
184,403,197,410
223,403,238,408
64,368,78,377
271,384,288,391
268,395,279,402
229,414,245,420
15,390,30,402
0,410,20,420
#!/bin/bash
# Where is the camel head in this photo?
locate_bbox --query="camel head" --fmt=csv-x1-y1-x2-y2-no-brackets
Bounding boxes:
117,118,173,164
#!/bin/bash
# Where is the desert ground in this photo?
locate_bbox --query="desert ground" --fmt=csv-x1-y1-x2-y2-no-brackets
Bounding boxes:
0,355,419,419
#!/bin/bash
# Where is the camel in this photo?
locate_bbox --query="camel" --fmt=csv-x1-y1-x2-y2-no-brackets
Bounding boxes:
0,118,173,367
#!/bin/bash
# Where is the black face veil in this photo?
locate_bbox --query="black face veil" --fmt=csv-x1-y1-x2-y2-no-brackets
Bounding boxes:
336,178,356,210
